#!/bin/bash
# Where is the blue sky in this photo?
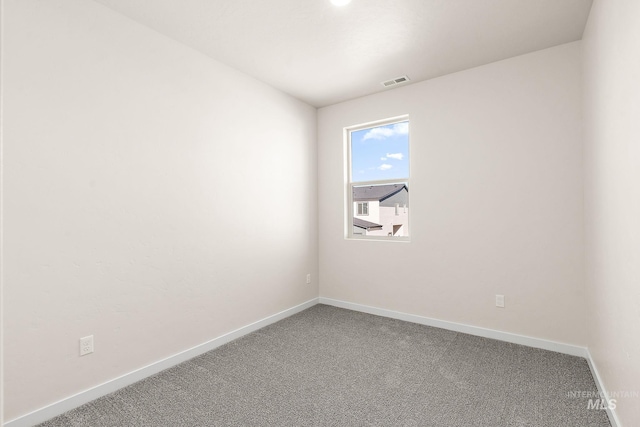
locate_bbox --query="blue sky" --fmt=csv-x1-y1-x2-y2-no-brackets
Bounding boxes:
351,121,409,182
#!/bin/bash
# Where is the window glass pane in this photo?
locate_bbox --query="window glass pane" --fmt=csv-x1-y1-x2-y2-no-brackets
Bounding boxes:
352,183,409,237
351,121,409,182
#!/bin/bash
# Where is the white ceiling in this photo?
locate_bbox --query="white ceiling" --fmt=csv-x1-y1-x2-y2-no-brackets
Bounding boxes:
93,0,593,107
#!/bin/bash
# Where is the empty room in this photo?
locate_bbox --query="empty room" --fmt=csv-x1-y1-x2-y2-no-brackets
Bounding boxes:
1,0,639,426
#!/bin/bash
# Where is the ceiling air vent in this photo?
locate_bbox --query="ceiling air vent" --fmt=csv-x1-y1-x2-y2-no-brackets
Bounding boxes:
381,75,410,87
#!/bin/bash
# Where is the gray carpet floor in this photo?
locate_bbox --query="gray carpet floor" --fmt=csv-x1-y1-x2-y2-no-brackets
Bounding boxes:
39,304,611,426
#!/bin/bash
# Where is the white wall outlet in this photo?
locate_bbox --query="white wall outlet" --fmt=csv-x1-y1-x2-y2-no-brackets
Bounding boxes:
80,335,94,356
496,294,505,308
306,273,311,284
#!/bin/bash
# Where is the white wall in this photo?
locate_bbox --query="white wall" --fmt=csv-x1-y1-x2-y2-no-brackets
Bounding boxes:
2,0,317,421
319,42,585,345
1,2,5,422
583,0,640,424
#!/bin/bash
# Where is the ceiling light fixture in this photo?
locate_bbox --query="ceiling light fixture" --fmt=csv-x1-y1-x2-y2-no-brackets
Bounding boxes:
330,0,351,6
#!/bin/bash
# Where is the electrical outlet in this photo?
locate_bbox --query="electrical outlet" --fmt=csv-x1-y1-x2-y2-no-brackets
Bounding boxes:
495,295,505,308
306,273,311,284
80,335,94,356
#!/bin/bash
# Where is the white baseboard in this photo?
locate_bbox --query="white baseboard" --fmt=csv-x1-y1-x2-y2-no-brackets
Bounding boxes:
585,349,622,427
7,296,620,427
5,297,319,427
319,297,588,357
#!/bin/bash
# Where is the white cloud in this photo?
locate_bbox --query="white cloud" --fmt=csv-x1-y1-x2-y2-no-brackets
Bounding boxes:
386,152,404,160
380,157,387,161
363,127,394,140
363,122,409,140
378,164,393,171
393,122,409,135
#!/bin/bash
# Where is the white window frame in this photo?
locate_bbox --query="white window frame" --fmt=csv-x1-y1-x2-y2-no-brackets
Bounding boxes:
345,115,410,241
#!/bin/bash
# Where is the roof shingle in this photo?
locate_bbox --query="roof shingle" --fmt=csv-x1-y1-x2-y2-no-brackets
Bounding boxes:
353,218,383,230
353,184,407,201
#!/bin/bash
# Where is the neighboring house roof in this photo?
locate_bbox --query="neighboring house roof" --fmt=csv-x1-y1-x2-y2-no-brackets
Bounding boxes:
353,217,383,230
353,184,408,202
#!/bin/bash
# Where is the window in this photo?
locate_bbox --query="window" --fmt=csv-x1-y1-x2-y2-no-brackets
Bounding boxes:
347,117,409,240
357,202,369,216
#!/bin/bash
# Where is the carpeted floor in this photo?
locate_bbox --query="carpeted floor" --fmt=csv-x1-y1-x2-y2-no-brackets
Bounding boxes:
39,304,611,426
